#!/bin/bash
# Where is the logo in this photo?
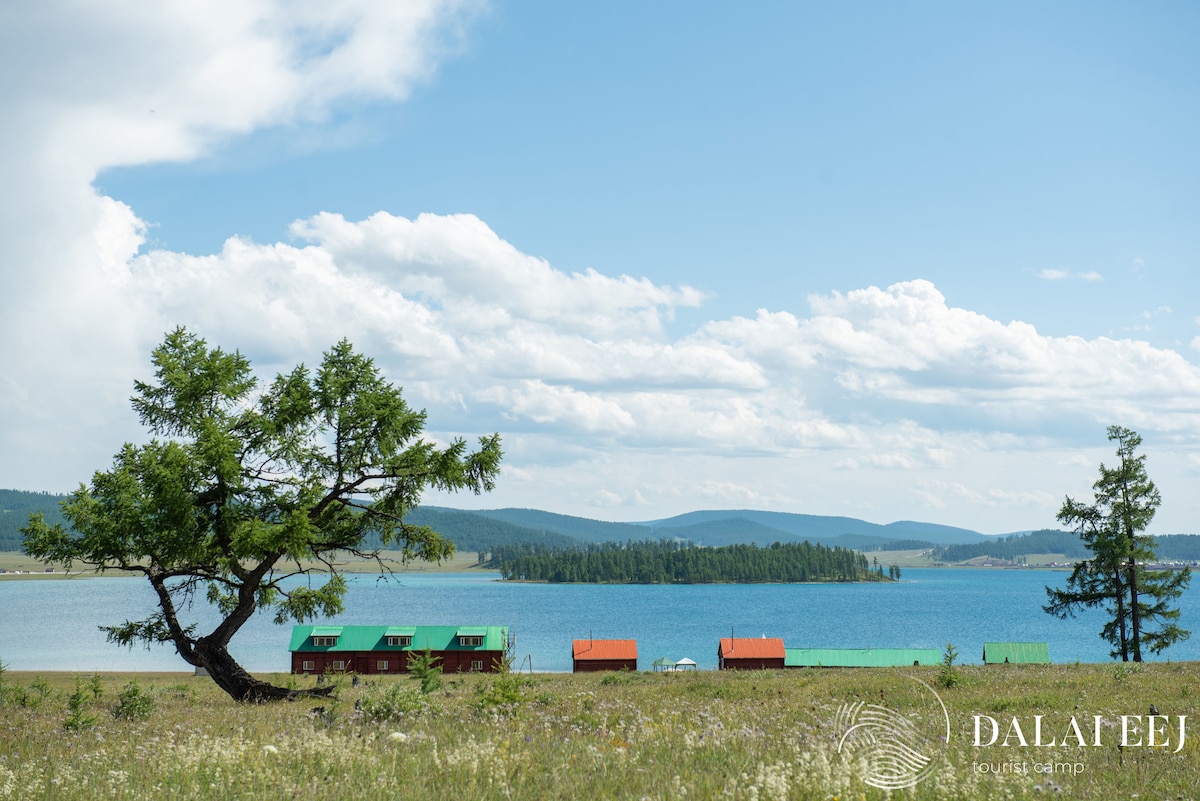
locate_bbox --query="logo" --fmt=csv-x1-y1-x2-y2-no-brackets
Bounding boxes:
835,678,950,790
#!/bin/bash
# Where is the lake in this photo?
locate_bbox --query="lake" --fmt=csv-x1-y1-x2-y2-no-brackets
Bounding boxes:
2,568,1199,672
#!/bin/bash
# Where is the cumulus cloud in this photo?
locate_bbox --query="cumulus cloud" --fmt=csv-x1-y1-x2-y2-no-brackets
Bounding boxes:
6,3,1200,533
0,1,484,489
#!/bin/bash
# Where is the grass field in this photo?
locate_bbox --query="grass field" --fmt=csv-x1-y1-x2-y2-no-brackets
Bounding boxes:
1,662,1196,799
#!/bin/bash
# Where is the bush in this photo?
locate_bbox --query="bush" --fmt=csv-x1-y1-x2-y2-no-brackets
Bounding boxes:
600,670,638,686
112,680,157,721
357,683,429,723
472,671,531,714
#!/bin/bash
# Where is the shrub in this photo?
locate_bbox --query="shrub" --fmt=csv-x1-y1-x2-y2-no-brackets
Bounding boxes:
112,680,157,721
472,671,530,714
600,670,638,686
358,682,429,723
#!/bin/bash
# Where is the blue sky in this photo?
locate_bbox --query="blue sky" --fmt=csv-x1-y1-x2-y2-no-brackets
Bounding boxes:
2,1,1199,534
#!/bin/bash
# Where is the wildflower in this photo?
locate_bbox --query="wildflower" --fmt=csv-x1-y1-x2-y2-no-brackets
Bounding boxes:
388,732,409,743
262,745,279,755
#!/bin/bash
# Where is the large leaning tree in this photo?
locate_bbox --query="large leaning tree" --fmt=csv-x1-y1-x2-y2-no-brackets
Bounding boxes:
22,328,502,701
1044,426,1190,661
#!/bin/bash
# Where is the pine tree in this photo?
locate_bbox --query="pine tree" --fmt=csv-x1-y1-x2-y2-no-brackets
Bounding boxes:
1044,426,1190,661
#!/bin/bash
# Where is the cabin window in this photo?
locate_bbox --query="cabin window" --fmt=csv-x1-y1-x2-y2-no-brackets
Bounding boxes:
331,660,346,672
471,660,484,672
386,636,412,647
312,636,338,647
377,660,389,672
459,636,483,647
301,660,315,672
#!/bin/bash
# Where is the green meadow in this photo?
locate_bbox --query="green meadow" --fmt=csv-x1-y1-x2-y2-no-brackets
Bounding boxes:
1,663,1196,800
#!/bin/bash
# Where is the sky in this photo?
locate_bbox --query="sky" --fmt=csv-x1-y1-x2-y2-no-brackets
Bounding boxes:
2,1,1199,535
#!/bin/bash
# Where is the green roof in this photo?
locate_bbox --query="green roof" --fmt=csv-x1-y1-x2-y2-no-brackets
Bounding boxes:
310,626,343,638
982,642,1050,664
290,625,507,653
785,648,942,668
384,627,416,637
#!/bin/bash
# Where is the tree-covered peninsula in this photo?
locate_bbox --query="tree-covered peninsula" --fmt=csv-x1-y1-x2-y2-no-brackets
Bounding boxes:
491,539,888,584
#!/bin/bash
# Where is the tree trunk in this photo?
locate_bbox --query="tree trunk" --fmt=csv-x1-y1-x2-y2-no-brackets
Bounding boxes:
1127,559,1142,662
194,638,333,703
1111,565,1129,661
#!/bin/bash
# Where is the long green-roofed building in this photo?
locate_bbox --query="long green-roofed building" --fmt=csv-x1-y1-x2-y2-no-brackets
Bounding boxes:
290,625,509,675
982,642,1050,664
785,647,942,668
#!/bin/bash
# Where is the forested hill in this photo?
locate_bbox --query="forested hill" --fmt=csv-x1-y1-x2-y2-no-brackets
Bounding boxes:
933,530,1200,563
0,490,68,550
490,539,888,584
393,507,580,553
641,509,987,546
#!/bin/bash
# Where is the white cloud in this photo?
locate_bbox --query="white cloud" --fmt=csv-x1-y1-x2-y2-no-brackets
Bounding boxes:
5,3,1200,535
1036,268,1102,282
0,1,484,489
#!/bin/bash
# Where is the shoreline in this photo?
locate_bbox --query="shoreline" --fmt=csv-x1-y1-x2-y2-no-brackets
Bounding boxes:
0,550,499,581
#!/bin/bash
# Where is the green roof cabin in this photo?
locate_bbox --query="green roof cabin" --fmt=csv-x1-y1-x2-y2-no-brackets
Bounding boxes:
290,625,509,675
785,647,943,668
982,642,1050,665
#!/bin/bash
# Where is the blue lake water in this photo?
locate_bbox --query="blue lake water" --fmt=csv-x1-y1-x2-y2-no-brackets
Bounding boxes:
2,568,1199,672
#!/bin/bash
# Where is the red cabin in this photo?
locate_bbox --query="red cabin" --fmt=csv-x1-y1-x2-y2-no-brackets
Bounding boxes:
717,637,786,670
572,639,638,672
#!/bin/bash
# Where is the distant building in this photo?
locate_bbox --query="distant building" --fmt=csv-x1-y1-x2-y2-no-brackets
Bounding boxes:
289,625,508,675
982,641,1050,664
717,637,786,670
785,647,942,668
572,639,638,672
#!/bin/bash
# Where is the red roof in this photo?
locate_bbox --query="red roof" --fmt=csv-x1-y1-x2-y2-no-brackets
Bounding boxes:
572,639,638,661
718,637,785,659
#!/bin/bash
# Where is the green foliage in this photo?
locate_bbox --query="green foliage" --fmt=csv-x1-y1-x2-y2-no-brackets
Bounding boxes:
1044,426,1191,662
63,676,101,731
471,671,531,714
3,676,55,709
112,680,157,721
20,329,502,701
600,669,641,686
492,538,880,583
406,647,443,695
937,642,962,689
1110,661,1147,683
357,682,429,723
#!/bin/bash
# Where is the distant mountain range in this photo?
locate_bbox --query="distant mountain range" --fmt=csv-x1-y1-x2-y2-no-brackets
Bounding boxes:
14,488,1196,558
636,509,987,546
2,489,990,552
422,506,987,548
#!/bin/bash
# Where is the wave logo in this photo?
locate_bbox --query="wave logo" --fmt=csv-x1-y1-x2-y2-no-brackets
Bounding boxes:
835,678,950,790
